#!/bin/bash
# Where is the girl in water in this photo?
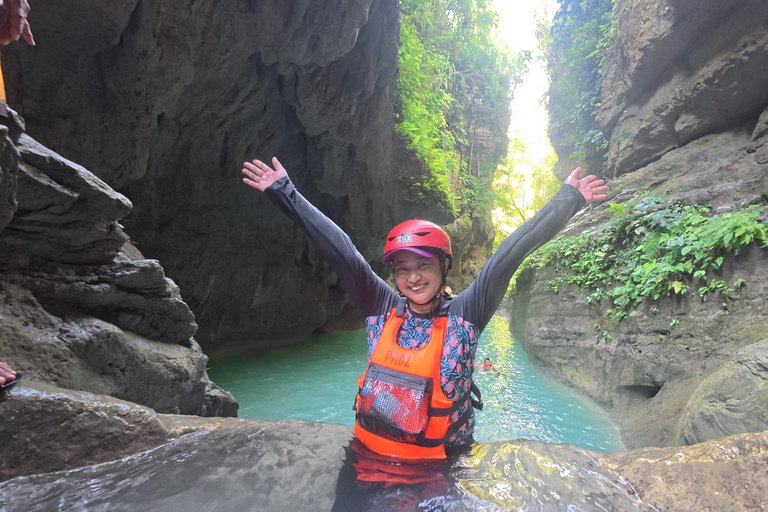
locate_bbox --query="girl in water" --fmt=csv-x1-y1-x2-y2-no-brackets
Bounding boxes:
242,157,605,460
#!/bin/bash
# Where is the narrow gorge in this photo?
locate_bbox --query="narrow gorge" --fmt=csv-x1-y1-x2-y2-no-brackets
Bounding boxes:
1,0,767,510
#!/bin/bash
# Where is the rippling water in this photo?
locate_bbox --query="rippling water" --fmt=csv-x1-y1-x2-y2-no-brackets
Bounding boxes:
209,315,624,452
2,316,639,511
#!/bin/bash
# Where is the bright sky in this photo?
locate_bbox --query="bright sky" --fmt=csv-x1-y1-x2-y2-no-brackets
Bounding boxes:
488,0,560,236
491,0,559,163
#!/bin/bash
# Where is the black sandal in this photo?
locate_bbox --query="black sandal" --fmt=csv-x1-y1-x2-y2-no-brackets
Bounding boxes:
0,372,21,391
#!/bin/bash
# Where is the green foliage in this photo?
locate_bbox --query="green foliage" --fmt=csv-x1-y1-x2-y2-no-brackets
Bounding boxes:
396,20,460,193
396,0,529,217
492,139,561,247
513,202,767,319
545,0,617,174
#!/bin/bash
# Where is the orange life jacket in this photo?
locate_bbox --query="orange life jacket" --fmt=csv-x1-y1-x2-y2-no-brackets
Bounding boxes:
354,302,475,461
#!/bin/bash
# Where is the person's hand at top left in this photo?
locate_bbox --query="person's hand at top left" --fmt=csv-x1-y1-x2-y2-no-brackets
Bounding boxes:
242,157,289,193
565,167,608,204
0,0,35,46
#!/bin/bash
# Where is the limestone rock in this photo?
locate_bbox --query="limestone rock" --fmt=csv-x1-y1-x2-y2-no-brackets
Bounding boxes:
2,255,197,345
2,381,767,512
0,134,132,265
0,106,26,232
752,104,768,141
0,280,234,416
445,213,494,291
0,381,175,482
595,0,768,176
605,430,768,512
0,0,464,349
0,126,18,232
676,339,768,445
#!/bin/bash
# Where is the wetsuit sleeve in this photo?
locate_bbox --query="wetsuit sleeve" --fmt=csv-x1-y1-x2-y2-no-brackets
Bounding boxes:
264,177,397,317
450,184,585,331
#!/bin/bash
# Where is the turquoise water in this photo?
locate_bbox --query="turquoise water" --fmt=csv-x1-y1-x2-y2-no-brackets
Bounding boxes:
208,315,624,452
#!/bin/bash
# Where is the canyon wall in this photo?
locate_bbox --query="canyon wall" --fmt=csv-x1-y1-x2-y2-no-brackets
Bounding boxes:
516,0,768,449
2,0,496,350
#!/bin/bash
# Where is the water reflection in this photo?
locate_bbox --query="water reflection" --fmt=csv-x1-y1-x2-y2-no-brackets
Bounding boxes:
1,423,655,512
332,440,452,512
330,438,653,512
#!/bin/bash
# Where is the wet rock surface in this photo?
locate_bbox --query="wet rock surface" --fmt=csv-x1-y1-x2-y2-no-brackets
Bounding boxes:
606,431,768,512
0,381,175,481
2,382,767,512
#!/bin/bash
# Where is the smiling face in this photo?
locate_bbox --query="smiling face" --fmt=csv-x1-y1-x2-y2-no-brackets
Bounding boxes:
392,250,446,315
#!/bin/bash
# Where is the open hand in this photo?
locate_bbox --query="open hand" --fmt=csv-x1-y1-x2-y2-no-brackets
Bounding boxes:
0,0,35,46
242,157,288,192
565,167,608,204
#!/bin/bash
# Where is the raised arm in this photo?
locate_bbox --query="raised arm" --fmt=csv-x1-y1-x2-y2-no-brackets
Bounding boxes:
242,158,396,317
452,168,606,331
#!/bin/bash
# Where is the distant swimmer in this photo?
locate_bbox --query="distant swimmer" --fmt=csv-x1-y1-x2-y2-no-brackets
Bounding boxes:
481,358,496,372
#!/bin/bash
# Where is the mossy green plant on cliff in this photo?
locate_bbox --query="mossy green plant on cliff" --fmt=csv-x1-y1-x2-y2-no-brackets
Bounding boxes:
513,199,768,320
396,0,529,217
545,0,618,174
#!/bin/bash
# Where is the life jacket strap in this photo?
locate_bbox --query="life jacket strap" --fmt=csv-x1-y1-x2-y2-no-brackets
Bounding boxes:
470,382,484,411
438,297,451,316
428,389,469,416
417,406,474,448
395,296,408,317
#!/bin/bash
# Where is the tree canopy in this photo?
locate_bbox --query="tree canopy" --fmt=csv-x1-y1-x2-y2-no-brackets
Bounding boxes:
546,0,616,175
396,0,530,218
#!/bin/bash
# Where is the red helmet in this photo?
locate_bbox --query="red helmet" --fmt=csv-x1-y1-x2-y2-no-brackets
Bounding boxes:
382,219,452,263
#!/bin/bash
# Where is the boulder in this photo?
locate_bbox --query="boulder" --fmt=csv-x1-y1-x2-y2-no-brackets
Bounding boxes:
0,381,175,481
0,109,236,417
2,381,767,512
0,280,234,416
0,134,131,266
676,339,768,445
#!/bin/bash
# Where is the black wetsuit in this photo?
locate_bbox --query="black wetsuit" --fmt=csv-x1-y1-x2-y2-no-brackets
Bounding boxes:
266,177,585,445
